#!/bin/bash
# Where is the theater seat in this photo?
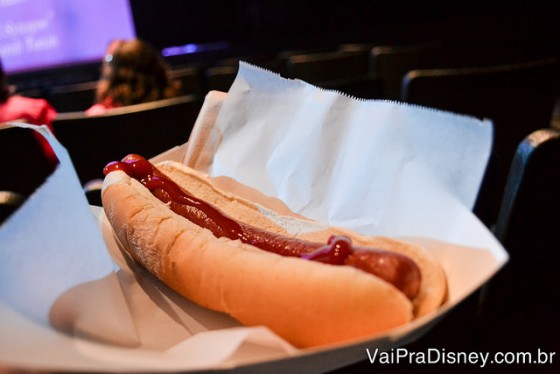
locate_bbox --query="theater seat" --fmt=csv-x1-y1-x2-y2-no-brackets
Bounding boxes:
401,58,560,228
204,65,238,92
52,95,203,187
48,81,98,112
285,50,382,99
169,66,205,97
479,128,560,353
0,125,57,222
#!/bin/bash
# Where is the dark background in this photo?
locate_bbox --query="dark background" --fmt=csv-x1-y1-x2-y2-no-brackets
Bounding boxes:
6,1,560,95
130,1,560,55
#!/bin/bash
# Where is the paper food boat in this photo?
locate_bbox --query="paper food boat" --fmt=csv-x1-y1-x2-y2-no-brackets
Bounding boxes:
0,63,507,373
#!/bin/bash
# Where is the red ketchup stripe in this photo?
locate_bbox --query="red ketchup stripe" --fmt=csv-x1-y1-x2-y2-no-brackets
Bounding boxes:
104,154,421,300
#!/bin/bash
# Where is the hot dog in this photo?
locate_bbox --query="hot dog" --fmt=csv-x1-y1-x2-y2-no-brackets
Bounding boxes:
101,154,447,347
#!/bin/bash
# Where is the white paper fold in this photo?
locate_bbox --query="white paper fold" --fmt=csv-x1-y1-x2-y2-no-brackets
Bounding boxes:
203,63,493,239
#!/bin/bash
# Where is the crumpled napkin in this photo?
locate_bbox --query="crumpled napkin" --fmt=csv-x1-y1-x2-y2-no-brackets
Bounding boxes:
184,62,493,242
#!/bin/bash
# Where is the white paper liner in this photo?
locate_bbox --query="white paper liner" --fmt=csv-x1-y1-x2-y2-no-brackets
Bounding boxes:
191,63,494,242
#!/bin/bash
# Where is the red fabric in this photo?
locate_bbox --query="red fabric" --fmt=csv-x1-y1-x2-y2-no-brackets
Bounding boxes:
0,95,57,128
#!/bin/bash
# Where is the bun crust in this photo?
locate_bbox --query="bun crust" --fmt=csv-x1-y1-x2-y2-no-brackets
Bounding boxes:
102,163,446,347
156,161,447,317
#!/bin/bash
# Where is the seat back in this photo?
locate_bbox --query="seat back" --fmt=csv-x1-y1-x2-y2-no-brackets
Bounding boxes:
372,42,559,100
52,95,203,185
204,65,238,92
286,50,370,82
370,43,445,100
0,125,56,223
214,54,287,76
169,66,205,97
285,50,381,99
494,128,560,247
47,81,98,112
401,58,560,227
479,128,560,351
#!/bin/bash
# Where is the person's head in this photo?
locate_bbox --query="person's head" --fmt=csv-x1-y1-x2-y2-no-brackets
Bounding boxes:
96,38,178,107
0,58,9,103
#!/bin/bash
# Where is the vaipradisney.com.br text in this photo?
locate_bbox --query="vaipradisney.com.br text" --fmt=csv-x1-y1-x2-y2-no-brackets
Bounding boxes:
366,348,556,368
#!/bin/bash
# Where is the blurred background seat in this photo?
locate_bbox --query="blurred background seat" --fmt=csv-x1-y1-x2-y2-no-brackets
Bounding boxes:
285,50,382,99
213,53,287,76
11,87,46,100
478,128,560,353
400,58,560,228
370,43,445,100
169,65,206,98
370,42,560,100
52,95,203,200
204,53,287,93
204,65,238,92
0,125,57,223
47,81,98,113
286,50,369,82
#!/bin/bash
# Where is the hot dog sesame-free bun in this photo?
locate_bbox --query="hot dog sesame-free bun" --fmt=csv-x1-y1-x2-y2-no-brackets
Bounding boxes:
156,161,447,317
102,162,446,347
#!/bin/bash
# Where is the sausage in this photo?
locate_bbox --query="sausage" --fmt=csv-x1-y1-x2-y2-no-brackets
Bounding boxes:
104,154,421,299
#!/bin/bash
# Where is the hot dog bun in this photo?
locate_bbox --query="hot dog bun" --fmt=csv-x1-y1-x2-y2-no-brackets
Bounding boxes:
102,161,447,347
156,161,447,317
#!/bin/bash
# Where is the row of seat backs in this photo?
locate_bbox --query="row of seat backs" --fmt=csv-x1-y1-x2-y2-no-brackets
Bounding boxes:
33,66,206,113
402,58,560,227
368,42,560,100
201,41,559,99
172,48,382,101
52,95,203,186
25,41,559,112
193,49,382,100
